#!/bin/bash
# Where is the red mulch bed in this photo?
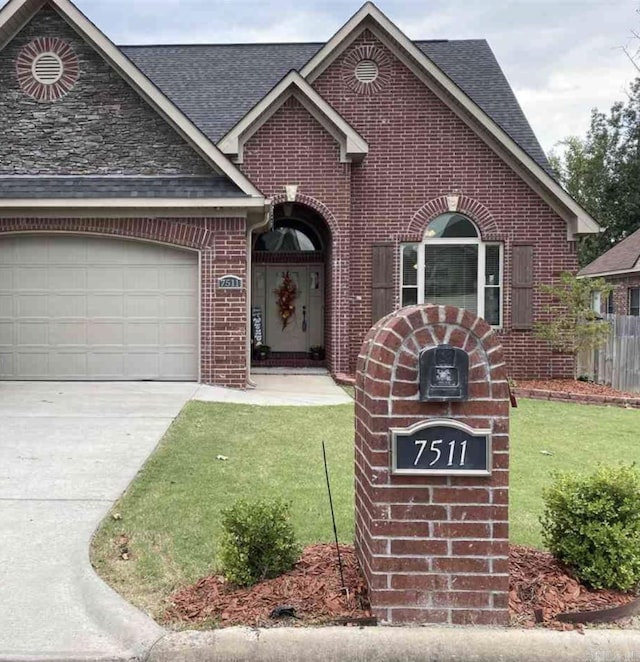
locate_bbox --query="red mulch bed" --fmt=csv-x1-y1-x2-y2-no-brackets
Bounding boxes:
165,543,636,630
165,544,371,627
517,379,635,399
509,545,637,630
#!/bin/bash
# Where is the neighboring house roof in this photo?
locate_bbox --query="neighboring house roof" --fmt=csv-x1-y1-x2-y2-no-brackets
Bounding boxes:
579,228,640,278
0,0,264,201
0,176,246,199
122,39,550,171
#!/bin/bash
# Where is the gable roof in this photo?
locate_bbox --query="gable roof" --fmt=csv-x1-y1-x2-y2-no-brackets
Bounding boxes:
0,0,264,200
122,40,549,171
579,228,640,278
296,2,599,237
217,71,368,163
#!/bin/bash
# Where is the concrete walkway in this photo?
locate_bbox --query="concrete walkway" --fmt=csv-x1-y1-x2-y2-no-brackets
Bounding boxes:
193,373,353,406
0,381,197,662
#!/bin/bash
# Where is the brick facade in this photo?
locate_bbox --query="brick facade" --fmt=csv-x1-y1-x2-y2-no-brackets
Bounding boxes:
0,217,248,388
1,6,584,385
354,304,509,625
604,274,640,316
241,30,578,381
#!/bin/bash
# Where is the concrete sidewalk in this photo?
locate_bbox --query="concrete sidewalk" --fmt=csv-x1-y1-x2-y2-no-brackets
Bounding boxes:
0,382,197,662
193,373,353,406
148,626,640,662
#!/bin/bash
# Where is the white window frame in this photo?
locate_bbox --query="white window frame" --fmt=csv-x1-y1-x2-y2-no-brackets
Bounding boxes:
400,237,503,328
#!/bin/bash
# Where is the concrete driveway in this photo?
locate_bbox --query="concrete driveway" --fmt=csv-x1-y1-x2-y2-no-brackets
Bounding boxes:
0,381,197,662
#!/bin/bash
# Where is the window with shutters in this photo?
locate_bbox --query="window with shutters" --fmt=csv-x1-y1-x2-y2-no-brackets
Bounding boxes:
629,288,640,316
400,213,503,326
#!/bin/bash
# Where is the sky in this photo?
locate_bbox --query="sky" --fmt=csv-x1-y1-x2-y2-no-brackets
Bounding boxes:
72,0,640,157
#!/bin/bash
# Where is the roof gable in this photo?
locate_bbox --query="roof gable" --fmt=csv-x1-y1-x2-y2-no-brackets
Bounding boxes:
0,0,263,199
218,71,368,163
298,2,600,238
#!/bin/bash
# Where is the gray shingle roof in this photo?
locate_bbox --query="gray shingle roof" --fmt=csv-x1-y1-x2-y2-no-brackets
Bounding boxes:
121,39,550,171
579,228,640,277
0,176,246,199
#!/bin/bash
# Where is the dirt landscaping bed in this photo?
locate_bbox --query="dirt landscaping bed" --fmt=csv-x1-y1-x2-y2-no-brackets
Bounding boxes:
164,543,637,631
514,379,640,408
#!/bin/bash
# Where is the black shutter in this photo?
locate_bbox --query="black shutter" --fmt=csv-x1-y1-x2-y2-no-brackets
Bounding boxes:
372,243,395,324
512,244,534,330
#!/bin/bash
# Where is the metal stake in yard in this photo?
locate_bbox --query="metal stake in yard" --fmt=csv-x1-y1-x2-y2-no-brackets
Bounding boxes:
322,440,346,593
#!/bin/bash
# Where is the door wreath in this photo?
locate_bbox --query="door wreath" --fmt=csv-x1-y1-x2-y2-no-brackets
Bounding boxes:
274,271,297,330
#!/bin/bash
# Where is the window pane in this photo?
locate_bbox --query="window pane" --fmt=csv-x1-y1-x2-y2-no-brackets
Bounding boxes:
485,245,500,286
424,245,478,313
402,288,418,306
402,244,418,286
630,288,640,316
484,288,500,326
607,292,615,314
426,213,478,239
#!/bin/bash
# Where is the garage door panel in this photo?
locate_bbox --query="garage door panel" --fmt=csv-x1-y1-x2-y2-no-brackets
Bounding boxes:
16,267,48,289
16,322,48,345
126,295,161,318
0,236,199,381
87,353,125,377
0,267,13,288
126,322,160,346
50,322,87,346
165,293,197,318
0,321,13,345
88,295,124,318
49,295,87,318
48,268,87,290
160,265,198,291
0,295,13,316
87,268,125,290
87,322,125,345
15,241,47,264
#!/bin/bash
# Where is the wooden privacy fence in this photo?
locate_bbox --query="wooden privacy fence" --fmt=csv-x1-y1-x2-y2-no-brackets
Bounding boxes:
578,315,640,393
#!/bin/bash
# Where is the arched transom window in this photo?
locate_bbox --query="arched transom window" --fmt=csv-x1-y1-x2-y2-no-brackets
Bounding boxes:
401,213,503,326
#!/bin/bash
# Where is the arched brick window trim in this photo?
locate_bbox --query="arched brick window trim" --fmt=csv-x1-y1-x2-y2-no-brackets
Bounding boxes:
269,192,339,238
0,218,227,250
404,196,501,242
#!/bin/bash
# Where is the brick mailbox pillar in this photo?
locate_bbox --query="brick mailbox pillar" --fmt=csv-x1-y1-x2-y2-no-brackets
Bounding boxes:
354,305,509,626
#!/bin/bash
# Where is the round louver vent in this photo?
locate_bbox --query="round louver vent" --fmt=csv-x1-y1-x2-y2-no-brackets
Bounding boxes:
32,53,63,84
16,38,79,102
354,59,379,84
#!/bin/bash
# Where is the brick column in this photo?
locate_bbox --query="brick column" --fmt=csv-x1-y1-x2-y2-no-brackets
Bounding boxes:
354,304,509,626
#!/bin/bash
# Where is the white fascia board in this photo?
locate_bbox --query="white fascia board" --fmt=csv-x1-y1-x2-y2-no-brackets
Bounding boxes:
218,70,368,163
300,2,600,238
0,0,41,51
0,0,263,199
578,267,640,279
0,197,266,209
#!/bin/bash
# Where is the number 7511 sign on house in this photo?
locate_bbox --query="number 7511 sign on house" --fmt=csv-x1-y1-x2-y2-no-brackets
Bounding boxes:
390,420,492,476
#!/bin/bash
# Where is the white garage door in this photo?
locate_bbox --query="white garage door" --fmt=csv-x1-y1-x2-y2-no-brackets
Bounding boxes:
0,235,199,380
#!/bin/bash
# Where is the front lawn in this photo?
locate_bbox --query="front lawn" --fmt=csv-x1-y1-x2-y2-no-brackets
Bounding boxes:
91,398,640,620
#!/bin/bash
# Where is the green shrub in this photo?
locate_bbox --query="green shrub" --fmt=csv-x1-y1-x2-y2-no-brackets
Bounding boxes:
218,498,301,587
540,464,640,591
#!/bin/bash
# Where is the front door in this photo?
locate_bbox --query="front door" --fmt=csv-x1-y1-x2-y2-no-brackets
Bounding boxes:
252,264,324,353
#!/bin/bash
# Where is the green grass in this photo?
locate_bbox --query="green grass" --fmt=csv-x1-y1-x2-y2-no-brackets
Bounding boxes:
91,397,640,619
510,398,640,547
91,401,355,619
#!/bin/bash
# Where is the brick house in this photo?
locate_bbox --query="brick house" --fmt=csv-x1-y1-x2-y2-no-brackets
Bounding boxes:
579,228,640,316
0,0,600,387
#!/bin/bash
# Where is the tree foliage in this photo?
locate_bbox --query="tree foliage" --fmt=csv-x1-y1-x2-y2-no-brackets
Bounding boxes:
550,78,640,267
534,272,612,376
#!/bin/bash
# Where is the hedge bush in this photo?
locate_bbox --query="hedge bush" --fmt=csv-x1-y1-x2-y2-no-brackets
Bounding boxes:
218,498,301,587
540,464,640,591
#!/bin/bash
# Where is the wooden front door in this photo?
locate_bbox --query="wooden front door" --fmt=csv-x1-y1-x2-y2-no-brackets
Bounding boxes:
252,264,324,352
